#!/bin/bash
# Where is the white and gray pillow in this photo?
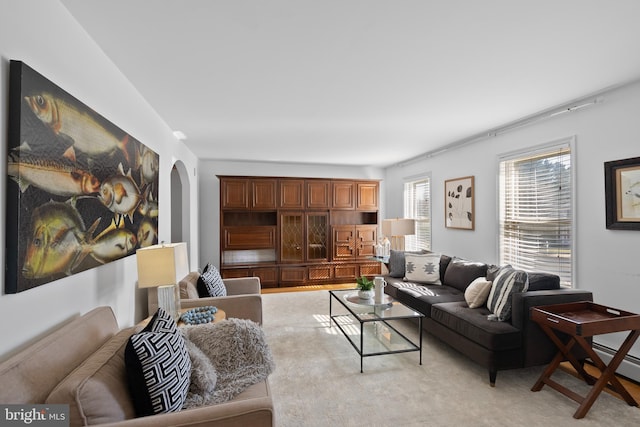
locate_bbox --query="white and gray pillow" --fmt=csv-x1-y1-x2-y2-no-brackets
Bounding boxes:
404,253,441,284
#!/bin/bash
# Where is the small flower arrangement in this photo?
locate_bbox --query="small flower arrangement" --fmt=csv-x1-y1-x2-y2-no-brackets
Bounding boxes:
356,275,374,291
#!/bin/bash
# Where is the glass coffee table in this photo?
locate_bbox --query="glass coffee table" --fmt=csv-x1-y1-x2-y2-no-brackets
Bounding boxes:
329,289,424,372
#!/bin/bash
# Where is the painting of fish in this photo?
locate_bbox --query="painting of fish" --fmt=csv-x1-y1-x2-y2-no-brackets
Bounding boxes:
8,143,100,197
22,201,96,279
5,60,159,293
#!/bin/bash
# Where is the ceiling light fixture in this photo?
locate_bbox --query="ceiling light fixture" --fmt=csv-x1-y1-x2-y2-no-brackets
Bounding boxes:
173,130,187,141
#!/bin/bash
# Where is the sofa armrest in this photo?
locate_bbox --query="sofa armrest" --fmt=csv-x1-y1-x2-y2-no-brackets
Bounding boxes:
96,382,274,427
512,289,593,367
223,277,261,296
181,295,263,325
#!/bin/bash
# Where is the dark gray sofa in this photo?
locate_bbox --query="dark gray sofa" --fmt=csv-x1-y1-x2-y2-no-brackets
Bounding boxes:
383,251,593,386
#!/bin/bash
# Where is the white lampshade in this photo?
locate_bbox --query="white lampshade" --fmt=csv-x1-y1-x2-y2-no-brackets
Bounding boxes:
382,218,416,237
136,242,189,288
136,242,189,320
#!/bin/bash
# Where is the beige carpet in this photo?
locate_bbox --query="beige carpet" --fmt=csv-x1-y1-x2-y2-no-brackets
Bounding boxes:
262,290,640,427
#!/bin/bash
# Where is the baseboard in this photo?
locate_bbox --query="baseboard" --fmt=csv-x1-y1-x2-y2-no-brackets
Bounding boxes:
593,343,640,383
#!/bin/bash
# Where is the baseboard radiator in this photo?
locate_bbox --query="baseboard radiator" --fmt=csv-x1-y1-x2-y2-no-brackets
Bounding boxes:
593,343,640,383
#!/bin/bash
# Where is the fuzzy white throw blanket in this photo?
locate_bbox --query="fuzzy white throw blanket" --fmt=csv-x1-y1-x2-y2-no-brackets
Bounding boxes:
180,318,275,408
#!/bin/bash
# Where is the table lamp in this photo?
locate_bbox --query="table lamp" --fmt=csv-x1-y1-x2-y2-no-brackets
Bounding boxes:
136,242,189,320
382,218,416,251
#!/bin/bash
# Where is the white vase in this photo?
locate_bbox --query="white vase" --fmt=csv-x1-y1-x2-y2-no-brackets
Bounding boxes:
358,289,375,299
374,277,387,303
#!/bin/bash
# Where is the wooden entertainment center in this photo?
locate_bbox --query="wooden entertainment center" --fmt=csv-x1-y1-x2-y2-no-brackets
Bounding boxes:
218,176,382,288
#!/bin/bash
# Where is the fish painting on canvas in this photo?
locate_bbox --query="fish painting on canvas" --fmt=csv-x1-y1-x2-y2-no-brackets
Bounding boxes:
5,61,159,293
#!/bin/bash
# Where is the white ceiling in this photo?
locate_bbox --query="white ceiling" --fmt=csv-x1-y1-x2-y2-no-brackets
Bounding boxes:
60,0,640,167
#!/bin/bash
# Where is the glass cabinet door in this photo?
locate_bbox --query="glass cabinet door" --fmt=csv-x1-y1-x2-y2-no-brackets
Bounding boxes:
280,212,304,262
306,212,328,262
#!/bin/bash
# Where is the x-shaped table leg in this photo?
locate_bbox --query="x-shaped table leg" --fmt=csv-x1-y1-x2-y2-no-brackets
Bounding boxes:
532,324,640,419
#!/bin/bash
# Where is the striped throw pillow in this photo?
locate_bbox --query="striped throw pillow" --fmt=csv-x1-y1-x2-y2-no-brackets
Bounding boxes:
487,267,529,321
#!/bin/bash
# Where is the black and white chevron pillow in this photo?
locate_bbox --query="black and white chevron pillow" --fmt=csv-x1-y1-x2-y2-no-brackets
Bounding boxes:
197,263,227,297
125,308,191,416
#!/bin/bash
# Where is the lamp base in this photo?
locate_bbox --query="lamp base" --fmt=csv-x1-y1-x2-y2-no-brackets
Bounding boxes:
390,236,406,251
157,284,181,320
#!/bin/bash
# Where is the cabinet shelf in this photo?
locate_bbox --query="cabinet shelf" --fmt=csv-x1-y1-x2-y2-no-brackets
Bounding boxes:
222,211,277,226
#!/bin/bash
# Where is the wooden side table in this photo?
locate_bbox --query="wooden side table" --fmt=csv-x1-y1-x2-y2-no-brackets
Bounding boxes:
531,301,640,419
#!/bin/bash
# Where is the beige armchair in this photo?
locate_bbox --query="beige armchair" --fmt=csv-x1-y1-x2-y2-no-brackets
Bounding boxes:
147,272,263,324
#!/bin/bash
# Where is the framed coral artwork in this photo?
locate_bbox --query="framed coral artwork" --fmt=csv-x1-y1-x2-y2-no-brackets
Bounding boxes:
445,176,474,230
605,156,640,230
5,60,159,293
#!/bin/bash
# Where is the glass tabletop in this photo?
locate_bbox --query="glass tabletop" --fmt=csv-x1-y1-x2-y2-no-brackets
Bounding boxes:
330,289,424,322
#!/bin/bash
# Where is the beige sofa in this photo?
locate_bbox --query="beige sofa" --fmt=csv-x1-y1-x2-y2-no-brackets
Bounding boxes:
0,275,274,427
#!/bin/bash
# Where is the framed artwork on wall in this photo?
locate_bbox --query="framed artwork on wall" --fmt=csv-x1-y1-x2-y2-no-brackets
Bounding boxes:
5,60,160,293
605,156,640,230
445,175,474,230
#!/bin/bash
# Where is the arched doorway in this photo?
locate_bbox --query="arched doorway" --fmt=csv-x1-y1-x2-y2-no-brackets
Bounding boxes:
171,161,191,252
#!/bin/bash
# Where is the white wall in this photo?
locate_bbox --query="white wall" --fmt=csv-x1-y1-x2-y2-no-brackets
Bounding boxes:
385,80,640,376
0,0,199,359
198,160,385,268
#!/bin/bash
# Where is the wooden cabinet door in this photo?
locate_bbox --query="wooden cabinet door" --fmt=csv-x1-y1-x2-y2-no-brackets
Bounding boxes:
221,178,249,210
252,267,279,287
306,212,328,262
223,226,276,249
355,225,377,258
252,179,277,210
332,225,355,260
280,266,306,286
221,268,250,279
335,264,358,280
359,263,382,277
279,179,304,209
357,182,379,211
332,181,355,210
308,265,333,281
280,212,304,262
306,180,330,209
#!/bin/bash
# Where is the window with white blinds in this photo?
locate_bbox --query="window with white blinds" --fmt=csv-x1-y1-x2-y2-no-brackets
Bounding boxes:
404,177,431,251
499,140,573,287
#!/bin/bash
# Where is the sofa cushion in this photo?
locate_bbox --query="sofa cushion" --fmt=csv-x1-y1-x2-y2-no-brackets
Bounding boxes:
395,284,465,317
197,264,227,297
46,327,139,427
442,258,488,292
405,253,441,284
527,272,560,291
125,308,191,417
431,302,522,351
179,271,201,299
487,267,529,321
464,277,492,308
